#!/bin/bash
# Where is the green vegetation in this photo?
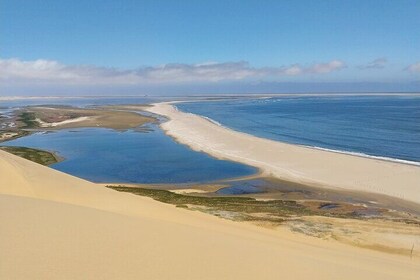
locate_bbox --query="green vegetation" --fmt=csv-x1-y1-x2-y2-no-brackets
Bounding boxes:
0,130,31,142
106,186,332,223
0,146,61,166
107,186,396,225
17,112,39,128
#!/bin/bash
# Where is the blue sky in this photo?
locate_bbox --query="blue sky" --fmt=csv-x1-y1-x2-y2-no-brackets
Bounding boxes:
1,0,420,95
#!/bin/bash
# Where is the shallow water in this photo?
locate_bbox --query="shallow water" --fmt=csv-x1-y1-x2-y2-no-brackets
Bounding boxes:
177,95,420,163
216,179,266,195
2,124,256,183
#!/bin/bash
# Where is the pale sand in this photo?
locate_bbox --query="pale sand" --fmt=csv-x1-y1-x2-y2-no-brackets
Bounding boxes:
36,116,91,127
0,132,18,140
145,103,420,205
169,188,210,194
2,151,420,279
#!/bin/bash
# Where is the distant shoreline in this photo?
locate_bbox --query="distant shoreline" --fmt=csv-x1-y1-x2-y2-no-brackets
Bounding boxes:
1,92,420,101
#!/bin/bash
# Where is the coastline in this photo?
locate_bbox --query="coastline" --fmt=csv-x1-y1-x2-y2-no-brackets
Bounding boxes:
172,98,420,167
145,102,420,205
178,106,420,167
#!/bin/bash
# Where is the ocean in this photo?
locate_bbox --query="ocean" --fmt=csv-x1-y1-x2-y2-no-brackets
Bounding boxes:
177,95,420,164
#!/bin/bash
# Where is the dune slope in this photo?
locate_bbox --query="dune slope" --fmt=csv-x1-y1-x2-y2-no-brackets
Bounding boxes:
1,150,420,279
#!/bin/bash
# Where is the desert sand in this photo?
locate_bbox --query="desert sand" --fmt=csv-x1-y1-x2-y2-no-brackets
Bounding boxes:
145,103,420,205
2,150,420,279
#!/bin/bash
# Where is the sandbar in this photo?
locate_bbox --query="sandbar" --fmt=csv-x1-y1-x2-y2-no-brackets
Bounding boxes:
145,103,420,205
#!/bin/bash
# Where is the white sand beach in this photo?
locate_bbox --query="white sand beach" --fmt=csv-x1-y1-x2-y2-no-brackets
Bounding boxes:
146,103,420,205
1,149,420,279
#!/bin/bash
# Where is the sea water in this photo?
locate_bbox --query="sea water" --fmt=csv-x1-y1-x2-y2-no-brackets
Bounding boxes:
177,95,420,164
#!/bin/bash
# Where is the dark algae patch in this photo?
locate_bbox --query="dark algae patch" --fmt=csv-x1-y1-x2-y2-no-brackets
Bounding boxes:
0,146,61,166
319,203,340,210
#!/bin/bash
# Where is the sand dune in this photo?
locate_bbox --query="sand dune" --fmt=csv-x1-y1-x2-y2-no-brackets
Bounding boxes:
1,150,420,279
146,103,420,205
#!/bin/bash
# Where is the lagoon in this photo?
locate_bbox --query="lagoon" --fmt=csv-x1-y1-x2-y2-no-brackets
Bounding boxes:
2,123,256,183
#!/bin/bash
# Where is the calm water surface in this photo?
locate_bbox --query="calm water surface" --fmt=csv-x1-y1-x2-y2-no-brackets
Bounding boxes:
2,124,256,183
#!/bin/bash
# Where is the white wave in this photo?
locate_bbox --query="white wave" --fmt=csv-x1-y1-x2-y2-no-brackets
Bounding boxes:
201,116,224,127
174,105,224,127
305,145,420,166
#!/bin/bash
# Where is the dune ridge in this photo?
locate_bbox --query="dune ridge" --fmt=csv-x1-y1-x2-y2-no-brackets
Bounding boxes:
1,148,420,278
